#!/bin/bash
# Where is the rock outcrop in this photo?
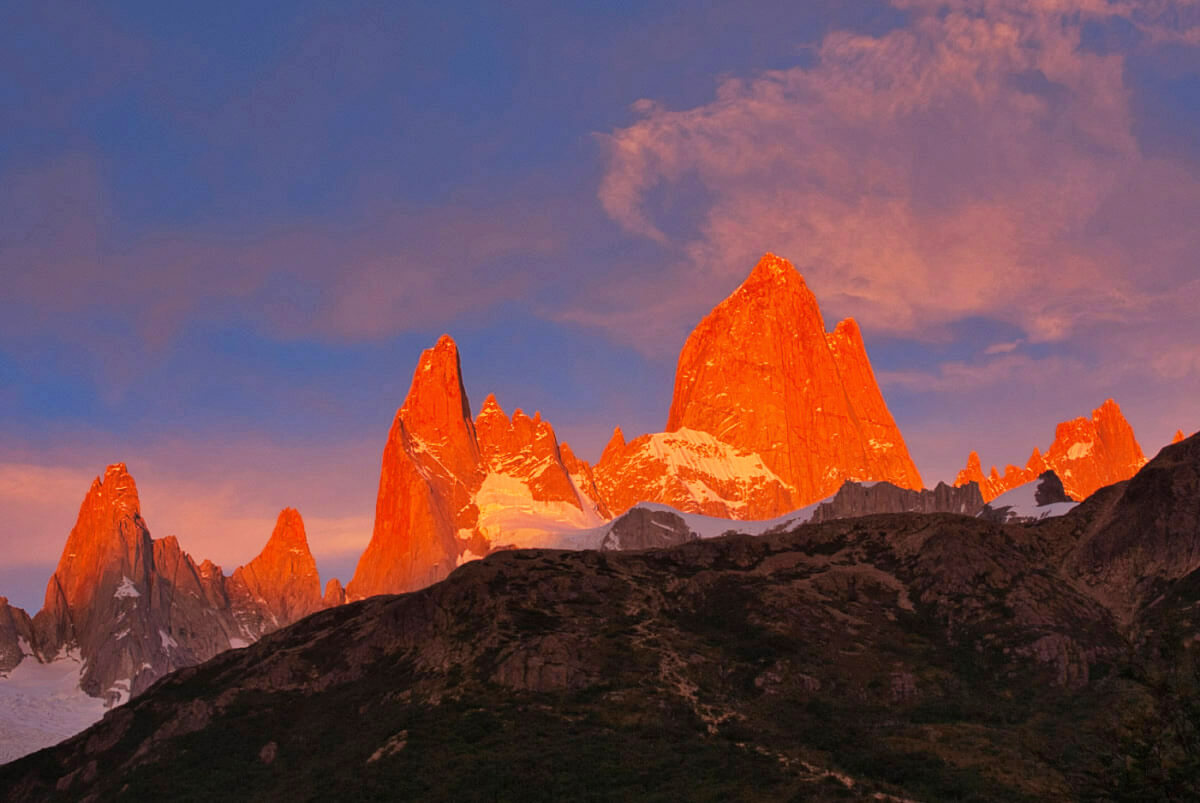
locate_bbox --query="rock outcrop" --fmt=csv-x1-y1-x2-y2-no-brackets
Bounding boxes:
592,254,922,519
0,598,35,674
1173,429,1187,444
807,480,985,524
322,579,346,608
598,507,700,551
346,336,488,600
956,399,1147,501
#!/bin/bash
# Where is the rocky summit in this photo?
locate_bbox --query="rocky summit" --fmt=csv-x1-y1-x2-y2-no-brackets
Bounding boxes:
592,254,923,520
8,434,1200,801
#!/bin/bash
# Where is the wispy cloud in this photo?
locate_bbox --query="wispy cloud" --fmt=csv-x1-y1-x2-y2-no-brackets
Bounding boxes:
583,0,1200,353
984,339,1023,355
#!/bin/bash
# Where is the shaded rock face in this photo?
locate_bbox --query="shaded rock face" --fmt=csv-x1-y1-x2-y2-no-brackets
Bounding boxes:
660,253,923,514
322,579,346,608
0,598,35,673
598,507,700,551
1033,471,1070,506
1064,432,1200,623
956,399,1148,502
12,465,327,704
808,480,985,524
347,336,597,599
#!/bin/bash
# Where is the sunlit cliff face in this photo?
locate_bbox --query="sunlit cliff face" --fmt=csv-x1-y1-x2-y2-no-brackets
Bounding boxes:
956,399,1149,502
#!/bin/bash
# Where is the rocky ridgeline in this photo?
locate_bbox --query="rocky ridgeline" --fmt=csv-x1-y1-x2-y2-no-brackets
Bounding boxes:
957,399,1149,501
807,479,984,523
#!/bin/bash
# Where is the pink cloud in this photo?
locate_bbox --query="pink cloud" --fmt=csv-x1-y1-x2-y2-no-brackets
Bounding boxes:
0,435,380,583
584,0,1200,352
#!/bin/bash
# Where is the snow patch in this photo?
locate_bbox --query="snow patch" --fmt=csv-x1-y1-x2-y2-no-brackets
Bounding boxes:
1066,440,1094,460
113,576,140,599
635,428,790,488
473,471,607,549
547,497,829,551
107,679,130,707
159,629,179,651
228,638,250,649
456,547,487,567
980,481,1078,523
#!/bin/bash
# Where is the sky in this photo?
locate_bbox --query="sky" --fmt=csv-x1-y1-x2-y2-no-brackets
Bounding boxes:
3,0,1199,611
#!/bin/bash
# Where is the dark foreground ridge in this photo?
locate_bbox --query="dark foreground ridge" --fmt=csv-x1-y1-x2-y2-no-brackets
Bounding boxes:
5,435,1200,801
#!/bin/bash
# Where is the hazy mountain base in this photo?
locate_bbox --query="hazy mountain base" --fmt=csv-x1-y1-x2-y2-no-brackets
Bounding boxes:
2,510,1142,802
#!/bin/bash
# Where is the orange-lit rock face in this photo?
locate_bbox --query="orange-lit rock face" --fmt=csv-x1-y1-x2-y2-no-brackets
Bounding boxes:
34,464,151,654
956,399,1147,502
229,508,322,626
1174,430,1187,444
617,253,923,517
347,336,609,599
347,337,486,600
475,396,578,507
322,578,346,608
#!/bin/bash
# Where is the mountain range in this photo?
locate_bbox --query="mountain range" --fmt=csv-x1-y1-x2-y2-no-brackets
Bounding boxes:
5,430,1200,800
0,253,1187,770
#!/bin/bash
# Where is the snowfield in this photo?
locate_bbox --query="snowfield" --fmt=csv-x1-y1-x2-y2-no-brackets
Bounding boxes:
0,650,107,764
981,482,1078,522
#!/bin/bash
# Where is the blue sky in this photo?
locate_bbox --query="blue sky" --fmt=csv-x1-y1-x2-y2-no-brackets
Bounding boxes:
3,0,1199,610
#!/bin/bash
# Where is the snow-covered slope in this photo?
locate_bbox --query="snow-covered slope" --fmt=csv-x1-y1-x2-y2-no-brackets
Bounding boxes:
544,499,825,552
0,648,106,764
978,481,1077,524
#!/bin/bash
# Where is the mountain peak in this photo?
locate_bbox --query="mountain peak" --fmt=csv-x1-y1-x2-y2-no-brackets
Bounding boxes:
664,253,921,508
744,252,802,287
396,335,480,472
231,508,322,625
1173,429,1186,444
600,427,626,464
266,508,308,550
88,462,141,517
479,393,505,419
